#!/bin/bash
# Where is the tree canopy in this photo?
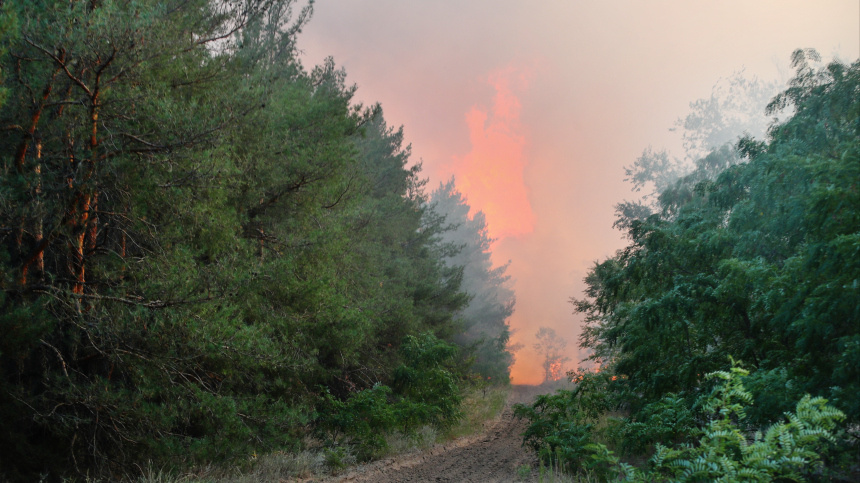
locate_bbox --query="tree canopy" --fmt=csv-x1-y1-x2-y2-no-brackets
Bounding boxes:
577,50,860,425
0,1,511,479
516,49,859,480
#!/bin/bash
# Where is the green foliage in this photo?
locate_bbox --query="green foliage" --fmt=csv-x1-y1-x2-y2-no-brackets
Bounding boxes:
541,49,859,481
0,3,17,108
643,362,845,482
316,384,397,460
322,446,354,474
514,370,620,478
576,51,860,434
0,1,475,479
316,333,463,461
393,332,463,429
514,389,600,476
517,361,846,482
617,394,696,455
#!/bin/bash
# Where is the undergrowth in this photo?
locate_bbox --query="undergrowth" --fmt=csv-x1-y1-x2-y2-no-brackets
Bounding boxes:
515,360,850,482
443,382,508,440
113,385,510,482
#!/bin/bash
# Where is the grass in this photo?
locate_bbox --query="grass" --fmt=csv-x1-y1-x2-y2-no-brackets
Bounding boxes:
384,424,439,454
128,449,331,482
121,384,512,482
443,384,509,440
123,384,617,483
534,458,609,483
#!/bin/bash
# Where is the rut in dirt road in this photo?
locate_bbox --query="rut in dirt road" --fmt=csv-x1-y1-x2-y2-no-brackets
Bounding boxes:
327,385,547,483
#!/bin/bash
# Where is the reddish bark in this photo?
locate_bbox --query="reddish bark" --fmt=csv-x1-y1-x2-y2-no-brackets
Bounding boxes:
20,138,47,286
19,238,50,286
14,52,64,285
34,142,44,274
13,55,63,173
71,192,91,295
65,49,106,296
85,191,99,253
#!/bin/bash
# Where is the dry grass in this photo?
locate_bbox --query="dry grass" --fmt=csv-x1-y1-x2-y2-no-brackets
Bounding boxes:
533,458,608,483
443,384,509,440
385,424,438,454
124,384,512,483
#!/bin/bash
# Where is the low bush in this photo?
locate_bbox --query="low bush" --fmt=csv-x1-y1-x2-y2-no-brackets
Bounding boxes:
315,332,463,460
516,360,847,482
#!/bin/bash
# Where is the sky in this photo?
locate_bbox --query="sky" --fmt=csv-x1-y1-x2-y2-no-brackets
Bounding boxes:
296,1,860,384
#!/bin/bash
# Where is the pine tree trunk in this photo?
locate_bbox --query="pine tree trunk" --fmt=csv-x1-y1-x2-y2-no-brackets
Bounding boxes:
19,137,46,285
69,68,103,297
72,192,91,296
16,62,61,285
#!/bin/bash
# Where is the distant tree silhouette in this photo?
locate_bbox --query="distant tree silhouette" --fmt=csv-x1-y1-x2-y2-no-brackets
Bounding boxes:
534,327,570,383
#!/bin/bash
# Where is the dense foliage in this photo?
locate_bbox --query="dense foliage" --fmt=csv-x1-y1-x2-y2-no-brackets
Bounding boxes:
516,361,846,481
517,50,860,479
0,1,513,480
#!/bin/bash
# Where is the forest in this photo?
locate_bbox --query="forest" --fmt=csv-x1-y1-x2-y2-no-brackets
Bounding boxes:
2,2,859,482
0,1,516,480
515,49,860,481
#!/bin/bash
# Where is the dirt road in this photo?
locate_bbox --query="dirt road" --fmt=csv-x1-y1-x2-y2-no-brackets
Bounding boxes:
321,385,545,483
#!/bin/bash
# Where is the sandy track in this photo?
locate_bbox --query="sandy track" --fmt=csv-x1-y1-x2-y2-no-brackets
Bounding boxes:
317,385,544,483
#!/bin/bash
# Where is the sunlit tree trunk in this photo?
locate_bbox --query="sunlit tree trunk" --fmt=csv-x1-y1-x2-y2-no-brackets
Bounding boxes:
22,135,45,283
67,52,105,297
71,192,90,296
16,62,62,285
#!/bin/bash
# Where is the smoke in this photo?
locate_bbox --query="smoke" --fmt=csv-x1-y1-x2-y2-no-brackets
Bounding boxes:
295,0,860,386
447,66,535,241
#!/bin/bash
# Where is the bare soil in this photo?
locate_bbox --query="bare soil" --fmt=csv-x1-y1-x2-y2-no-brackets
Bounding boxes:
314,385,548,483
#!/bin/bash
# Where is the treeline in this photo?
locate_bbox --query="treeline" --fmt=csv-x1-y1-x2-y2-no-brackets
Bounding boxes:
516,50,860,481
430,179,517,384
0,1,514,480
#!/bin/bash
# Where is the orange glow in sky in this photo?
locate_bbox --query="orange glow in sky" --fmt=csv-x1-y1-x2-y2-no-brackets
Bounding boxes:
297,0,860,387
448,67,535,240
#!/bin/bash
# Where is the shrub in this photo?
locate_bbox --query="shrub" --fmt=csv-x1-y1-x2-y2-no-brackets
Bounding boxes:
516,360,847,482
315,332,463,460
643,362,845,482
617,393,697,455
316,384,397,460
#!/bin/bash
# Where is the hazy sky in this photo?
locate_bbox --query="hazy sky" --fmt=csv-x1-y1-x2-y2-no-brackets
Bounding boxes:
297,1,860,384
